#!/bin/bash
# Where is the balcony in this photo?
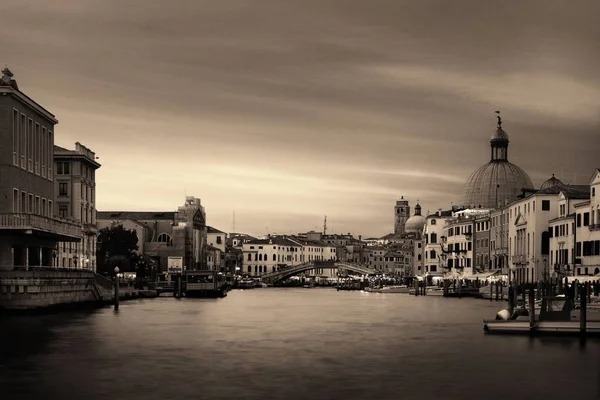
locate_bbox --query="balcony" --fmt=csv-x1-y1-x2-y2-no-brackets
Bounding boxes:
83,223,98,235
0,213,82,242
589,224,600,232
511,255,527,264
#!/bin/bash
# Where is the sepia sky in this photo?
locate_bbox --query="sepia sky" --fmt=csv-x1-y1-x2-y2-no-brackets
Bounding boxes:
2,0,599,237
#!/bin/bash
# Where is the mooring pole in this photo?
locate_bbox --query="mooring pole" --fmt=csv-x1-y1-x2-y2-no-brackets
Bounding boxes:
114,266,120,310
580,284,587,336
528,285,536,333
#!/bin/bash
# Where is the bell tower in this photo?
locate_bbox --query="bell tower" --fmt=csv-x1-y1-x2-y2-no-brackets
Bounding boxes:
394,197,410,235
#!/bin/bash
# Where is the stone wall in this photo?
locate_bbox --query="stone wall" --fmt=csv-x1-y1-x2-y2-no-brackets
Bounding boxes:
0,268,101,310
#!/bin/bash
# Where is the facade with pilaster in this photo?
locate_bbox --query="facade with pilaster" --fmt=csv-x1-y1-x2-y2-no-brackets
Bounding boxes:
0,68,81,270
54,143,101,270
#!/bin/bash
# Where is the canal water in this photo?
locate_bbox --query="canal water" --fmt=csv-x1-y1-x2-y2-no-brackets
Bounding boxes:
1,288,599,400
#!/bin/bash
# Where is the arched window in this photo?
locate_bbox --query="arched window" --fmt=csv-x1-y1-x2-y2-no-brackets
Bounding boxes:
258,254,262,261
247,254,251,261
157,233,172,246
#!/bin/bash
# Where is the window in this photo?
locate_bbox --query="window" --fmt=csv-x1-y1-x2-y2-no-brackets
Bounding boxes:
247,254,252,261
48,200,52,217
59,206,68,218
577,214,582,227
12,109,19,165
273,254,276,261
35,123,40,174
28,194,33,213
47,131,53,179
59,182,68,196
583,212,590,226
541,200,550,211
35,196,40,214
157,233,172,245
20,114,26,169
63,162,70,175
431,219,436,225
216,236,222,244
41,127,47,178
430,233,437,244
13,189,19,212
28,118,33,171
593,188,596,197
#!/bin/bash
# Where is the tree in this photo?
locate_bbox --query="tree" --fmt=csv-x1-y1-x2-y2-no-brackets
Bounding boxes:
96,225,139,275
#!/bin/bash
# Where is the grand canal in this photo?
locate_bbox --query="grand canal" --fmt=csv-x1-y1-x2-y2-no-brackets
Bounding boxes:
1,288,599,399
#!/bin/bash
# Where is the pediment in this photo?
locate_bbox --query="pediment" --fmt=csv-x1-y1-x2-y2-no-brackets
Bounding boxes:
590,169,600,186
514,212,528,227
558,192,567,201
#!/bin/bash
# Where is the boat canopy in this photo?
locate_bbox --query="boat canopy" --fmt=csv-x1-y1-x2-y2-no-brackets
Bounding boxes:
566,275,600,284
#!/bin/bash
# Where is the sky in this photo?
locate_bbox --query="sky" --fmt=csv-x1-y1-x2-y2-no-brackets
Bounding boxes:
2,0,599,238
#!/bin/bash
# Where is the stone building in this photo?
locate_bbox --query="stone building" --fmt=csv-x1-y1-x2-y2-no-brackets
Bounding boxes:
54,143,101,270
0,67,81,269
394,197,410,235
97,196,208,273
506,184,589,283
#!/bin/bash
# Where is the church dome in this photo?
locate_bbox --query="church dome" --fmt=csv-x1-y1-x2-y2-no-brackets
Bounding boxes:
540,174,563,190
405,203,426,233
462,114,534,209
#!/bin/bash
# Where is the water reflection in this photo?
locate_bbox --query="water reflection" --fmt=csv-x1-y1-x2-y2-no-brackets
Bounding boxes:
1,289,599,400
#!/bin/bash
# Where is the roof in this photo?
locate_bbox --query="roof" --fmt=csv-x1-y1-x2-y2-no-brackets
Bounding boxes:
426,210,453,218
207,226,226,234
535,184,589,198
97,211,176,220
53,145,102,168
206,244,223,253
0,68,58,123
245,237,300,247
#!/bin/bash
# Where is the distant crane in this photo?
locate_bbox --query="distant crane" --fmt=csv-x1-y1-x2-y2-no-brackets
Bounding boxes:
323,214,327,235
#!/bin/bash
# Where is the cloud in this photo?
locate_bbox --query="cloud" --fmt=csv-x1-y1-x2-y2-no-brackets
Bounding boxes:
2,0,599,237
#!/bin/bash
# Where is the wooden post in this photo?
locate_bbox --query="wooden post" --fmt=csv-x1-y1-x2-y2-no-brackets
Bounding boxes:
114,274,120,310
490,280,493,301
458,279,462,299
580,284,587,336
529,285,536,333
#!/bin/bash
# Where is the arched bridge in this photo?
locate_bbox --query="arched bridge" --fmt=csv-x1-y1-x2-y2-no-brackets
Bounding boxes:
261,261,378,283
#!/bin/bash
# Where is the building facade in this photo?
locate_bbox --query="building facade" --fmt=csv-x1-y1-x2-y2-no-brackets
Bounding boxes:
54,143,101,270
423,209,453,277
507,185,589,283
573,169,600,276
97,196,208,273
0,68,82,269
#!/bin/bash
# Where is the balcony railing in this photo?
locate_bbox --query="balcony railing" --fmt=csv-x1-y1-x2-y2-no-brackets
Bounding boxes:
0,213,82,240
589,224,600,232
511,255,527,264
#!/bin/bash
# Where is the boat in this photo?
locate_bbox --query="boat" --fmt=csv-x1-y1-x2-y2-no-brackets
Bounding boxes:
184,271,228,298
479,284,510,299
236,279,256,289
483,296,600,335
426,286,444,296
365,285,409,294
407,286,444,296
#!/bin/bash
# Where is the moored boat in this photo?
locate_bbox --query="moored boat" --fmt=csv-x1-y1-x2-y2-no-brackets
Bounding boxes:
365,285,410,294
483,296,600,336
